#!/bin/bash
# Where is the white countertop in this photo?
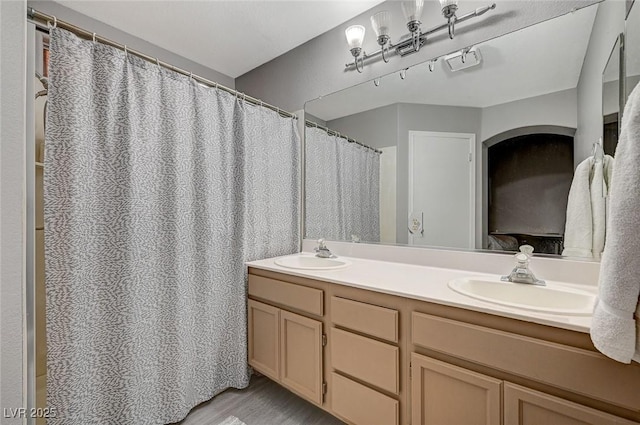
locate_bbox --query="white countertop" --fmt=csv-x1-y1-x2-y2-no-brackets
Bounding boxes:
247,252,596,334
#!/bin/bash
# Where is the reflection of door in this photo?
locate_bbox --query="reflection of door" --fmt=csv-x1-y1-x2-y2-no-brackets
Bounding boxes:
380,146,397,244
408,131,475,249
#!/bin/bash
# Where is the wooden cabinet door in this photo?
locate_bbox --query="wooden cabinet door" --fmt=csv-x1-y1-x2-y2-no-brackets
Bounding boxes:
504,382,638,425
411,353,502,425
247,299,280,381
280,309,323,405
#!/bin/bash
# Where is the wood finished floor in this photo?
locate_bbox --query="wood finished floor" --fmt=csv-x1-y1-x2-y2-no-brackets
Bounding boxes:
178,375,345,425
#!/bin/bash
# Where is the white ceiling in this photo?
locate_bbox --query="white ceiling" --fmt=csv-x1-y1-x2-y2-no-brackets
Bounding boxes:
307,4,598,121
54,0,384,78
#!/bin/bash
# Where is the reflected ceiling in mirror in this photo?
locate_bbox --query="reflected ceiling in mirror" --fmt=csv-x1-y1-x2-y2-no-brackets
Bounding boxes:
304,2,616,261
309,6,596,120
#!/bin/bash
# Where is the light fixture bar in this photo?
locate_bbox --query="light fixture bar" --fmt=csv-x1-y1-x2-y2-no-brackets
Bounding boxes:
345,3,495,70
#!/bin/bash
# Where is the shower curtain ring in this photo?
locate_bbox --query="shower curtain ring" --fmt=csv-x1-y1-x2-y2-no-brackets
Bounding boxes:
189,71,193,80
156,58,160,68
48,16,57,29
92,33,97,43
124,45,128,56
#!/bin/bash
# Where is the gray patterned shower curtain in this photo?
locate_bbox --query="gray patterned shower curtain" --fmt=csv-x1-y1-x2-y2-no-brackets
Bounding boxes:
45,28,299,424
305,126,380,242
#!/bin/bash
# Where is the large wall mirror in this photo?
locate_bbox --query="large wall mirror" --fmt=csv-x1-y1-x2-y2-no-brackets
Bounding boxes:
305,0,631,260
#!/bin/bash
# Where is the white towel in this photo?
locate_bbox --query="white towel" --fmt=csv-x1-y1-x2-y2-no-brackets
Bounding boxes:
591,155,615,259
562,155,614,259
562,157,593,257
591,82,640,364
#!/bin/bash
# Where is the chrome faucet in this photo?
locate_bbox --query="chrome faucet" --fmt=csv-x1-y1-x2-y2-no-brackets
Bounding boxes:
314,239,334,258
501,245,545,286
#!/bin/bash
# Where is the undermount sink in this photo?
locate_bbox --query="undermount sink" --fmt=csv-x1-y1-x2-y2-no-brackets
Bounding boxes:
274,254,351,270
448,277,596,315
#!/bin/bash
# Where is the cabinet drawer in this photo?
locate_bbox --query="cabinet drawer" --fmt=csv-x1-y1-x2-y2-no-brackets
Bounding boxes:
412,312,640,411
332,296,398,343
331,327,399,394
331,372,399,425
248,274,323,316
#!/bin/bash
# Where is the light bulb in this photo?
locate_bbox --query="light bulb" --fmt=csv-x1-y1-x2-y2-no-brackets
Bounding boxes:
401,0,424,23
439,0,458,8
345,25,365,50
370,11,391,41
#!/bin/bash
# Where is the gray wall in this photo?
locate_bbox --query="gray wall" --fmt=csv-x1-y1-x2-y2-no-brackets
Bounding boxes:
304,113,327,128
603,79,620,116
327,104,398,149
28,1,235,88
1,1,26,422
236,0,598,113
480,88,577,142
576,0,626,166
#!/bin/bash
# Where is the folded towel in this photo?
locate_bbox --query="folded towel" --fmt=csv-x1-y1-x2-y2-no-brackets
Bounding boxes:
562,157,594,257
591,155,615,260
590,158,606,259
591,83,640,364
562,154,615,259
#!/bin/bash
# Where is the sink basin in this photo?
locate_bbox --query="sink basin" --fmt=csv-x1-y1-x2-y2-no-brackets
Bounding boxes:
274,254,351,270
448,277,596,315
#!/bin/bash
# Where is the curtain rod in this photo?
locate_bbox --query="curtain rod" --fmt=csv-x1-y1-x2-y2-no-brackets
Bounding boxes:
305,120,382,154
27,7,297,121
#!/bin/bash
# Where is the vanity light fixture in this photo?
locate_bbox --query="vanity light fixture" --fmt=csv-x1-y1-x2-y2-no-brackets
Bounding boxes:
345,1,496,72
345,25,366,72
401,0,425,52
370,11,392,62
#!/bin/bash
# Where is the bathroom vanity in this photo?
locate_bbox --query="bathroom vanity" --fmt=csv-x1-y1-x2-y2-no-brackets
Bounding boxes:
246,254,640,425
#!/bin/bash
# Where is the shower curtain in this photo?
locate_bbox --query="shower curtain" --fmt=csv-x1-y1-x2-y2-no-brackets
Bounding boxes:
305,126,380,242
45,28,299,424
